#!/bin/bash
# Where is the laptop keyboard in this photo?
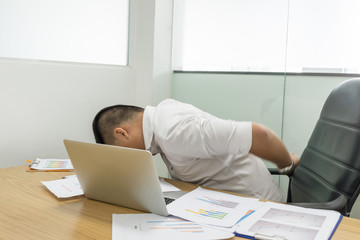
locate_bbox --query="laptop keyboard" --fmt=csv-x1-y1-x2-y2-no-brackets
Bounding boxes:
164,197,175,205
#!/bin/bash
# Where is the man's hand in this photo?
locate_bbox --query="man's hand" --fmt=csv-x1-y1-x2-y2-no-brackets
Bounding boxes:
290,153,300,168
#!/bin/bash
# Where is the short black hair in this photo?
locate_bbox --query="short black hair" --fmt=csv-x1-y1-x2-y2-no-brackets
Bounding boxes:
92,104,144,144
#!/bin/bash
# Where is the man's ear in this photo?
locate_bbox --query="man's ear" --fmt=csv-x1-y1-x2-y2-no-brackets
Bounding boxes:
114,127,129,138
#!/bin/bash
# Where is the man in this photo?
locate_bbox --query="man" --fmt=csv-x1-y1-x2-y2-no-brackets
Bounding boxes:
93,99,299,202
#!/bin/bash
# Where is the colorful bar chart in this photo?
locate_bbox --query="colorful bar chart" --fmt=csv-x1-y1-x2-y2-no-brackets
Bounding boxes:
185,209,228,219
46,160,68,168
196,196,239,209
144,219,204,233
167,187,259,227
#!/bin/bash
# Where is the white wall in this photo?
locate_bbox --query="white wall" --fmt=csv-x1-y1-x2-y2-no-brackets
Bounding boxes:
0,60,135,168
131,0,173,107
0,0,173,174
130,0,173,177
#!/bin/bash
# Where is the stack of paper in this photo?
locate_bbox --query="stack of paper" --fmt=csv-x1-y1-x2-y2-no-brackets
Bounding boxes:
112,214,234,240
112,187,260,240
41,176,181,198
41,175,342,240
28,158,74,172
112,187,342,240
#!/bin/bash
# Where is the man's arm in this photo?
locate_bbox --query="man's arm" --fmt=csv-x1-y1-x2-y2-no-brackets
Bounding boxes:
250,123,300,169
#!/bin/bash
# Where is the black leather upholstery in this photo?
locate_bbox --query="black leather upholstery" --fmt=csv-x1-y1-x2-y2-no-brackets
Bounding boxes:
283,78,360,216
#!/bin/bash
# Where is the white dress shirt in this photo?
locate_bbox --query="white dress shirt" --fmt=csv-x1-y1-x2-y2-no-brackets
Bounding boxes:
142,99,284,202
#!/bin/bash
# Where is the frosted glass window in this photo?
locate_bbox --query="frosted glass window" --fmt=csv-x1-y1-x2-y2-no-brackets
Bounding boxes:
173,0,288,72
286,0,360,74
173,0,360,74
0,0,129,65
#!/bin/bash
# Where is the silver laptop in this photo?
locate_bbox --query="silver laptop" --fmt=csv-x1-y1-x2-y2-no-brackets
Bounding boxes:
63,139,185,216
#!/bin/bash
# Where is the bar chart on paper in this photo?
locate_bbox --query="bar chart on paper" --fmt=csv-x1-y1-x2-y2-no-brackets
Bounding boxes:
167,187,259,227
112,214,235,240
29,158,74,170
185,209,228,219
196,196,239,209
46,160,68,168
141,218,204,233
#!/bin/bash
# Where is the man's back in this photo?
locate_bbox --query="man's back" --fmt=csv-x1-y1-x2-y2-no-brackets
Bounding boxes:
142,99,284,202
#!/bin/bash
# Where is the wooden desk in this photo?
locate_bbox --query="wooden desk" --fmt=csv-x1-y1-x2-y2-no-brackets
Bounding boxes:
1,165,359,239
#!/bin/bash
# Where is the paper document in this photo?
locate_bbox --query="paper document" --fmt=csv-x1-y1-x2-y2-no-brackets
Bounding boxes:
159,178,181,192
29,158,74,170
167,187,259,227
41,176,83,198
235,201,342,240
42,175,179,198
112,213,234,240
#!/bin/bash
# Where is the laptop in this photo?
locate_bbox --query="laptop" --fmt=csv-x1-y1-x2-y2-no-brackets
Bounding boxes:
63,139,186,216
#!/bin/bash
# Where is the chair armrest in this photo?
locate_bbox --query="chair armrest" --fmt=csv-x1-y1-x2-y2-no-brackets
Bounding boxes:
268,168,294,177
289,195,348,216
268,168,281,175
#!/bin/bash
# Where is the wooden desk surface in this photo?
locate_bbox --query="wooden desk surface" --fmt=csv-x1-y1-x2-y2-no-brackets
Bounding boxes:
1,165,359,240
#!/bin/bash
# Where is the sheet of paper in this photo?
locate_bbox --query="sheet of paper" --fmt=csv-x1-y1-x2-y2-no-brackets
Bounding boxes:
42,176,179,198
112,213,234,240
159,178,181,192
41,177,83,198
30,158,74,170
235,201,342,240
167,187,259,227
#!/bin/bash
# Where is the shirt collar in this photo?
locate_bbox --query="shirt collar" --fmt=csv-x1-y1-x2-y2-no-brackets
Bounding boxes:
143,106,155,152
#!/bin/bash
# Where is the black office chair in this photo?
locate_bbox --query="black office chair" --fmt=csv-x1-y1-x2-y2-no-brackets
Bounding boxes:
270,78,360,216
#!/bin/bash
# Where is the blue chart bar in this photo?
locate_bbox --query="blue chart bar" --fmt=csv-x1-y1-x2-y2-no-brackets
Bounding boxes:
196,196,239,209
186,209,228,219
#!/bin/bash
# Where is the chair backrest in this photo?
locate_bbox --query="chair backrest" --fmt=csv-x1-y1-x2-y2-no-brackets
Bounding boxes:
289,78,360,214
